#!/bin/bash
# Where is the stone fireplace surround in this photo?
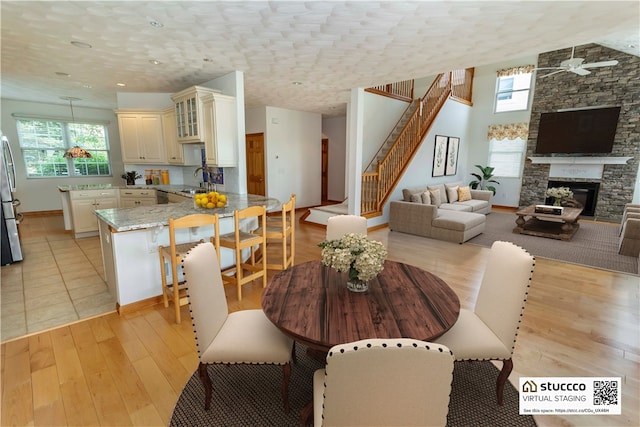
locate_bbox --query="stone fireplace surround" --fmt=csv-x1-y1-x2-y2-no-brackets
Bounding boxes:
519,44,639,221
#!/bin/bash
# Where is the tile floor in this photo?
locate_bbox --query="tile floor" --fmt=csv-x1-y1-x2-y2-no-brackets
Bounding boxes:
1,227,116,342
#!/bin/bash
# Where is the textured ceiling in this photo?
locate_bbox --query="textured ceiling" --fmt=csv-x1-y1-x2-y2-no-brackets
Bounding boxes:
1,1,638,117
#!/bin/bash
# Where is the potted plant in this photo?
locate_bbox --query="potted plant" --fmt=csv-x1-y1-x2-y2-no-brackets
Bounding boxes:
121,171,142,185
469,165,500,195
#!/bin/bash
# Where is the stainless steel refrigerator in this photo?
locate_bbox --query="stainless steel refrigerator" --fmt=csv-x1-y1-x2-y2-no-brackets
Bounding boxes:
1,134,23,265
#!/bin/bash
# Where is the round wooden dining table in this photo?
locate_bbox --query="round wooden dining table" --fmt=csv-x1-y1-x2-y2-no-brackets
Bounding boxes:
262,260,460,353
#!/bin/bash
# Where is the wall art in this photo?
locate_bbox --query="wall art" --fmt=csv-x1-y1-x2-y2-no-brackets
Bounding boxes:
432,135,448,177
445,137,459,176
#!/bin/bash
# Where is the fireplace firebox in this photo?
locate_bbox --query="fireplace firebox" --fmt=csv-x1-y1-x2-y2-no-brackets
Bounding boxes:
546,181,600,217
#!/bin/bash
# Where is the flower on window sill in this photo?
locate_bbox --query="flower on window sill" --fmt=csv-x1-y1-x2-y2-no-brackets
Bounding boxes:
318,233,387,282
64,146,92,159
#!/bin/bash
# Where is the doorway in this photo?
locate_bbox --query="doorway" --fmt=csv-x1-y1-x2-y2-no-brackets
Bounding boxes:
245,133,265,196
322,138,328,202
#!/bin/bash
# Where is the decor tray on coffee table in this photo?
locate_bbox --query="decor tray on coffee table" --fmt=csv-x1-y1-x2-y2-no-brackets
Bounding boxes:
514,205,583,241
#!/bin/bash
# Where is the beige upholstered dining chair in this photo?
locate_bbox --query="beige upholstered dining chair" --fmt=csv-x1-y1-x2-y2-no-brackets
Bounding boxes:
312,338,454,427
158,213,220,324
325,214,367,241
434,240,535,405
182,242,295,412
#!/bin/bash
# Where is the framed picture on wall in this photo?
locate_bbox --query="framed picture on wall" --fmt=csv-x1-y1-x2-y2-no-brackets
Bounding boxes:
432,135,448,177
445,137,459,176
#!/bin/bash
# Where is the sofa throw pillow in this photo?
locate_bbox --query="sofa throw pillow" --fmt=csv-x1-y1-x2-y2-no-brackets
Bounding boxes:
410,194,421,203
427,184,447,205
429,189,442,207
458,186,472,202
420,192,432,205
446,185,459,203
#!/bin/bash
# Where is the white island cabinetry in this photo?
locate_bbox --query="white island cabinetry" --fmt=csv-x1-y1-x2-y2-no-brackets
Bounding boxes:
116,111,165,163
119,188,157,207
95,194,279,312
70,189,118,237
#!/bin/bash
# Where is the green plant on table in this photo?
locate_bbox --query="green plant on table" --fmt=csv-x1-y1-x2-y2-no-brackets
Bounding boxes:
469,165,500,195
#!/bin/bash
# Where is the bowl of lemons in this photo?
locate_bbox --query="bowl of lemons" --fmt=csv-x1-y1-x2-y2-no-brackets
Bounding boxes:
194,191,227,209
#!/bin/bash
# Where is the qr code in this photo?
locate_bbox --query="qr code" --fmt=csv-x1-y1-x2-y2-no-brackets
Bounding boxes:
593,380,618,405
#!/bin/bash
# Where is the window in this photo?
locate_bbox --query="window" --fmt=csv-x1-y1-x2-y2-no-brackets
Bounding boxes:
494,65,534,113
488,138,526,178
486,122,528,178
16,119,111,178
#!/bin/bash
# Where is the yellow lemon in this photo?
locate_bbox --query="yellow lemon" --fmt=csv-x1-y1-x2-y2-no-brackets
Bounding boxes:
216,201,225,208
206,202,215,209
218,194,227,202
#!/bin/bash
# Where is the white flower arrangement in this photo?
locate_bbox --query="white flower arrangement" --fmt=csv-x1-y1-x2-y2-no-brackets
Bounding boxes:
318,233,388,282
546,187,574,199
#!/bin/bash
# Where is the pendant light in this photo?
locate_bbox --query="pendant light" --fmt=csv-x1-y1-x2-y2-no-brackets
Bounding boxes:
61,96,92,159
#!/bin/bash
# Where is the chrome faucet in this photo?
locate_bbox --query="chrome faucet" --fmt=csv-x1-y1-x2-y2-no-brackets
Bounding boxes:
193,167,217,192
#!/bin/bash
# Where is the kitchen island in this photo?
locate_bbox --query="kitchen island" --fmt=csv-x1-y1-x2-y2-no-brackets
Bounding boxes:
94,192,279,313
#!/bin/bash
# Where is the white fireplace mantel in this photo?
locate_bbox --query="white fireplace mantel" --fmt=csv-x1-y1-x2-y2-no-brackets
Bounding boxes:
528,156,632,179
528,156,632,165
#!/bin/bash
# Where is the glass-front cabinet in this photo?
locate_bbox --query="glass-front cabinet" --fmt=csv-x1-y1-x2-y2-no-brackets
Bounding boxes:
171,86,218,143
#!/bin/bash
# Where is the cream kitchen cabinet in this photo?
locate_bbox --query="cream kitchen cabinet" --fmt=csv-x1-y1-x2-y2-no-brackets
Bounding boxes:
119,188,157,207
70,189,118,237
201,93,237,167
171,86,219,143
116,111,166,163
163,107,202,166
162,107,183,164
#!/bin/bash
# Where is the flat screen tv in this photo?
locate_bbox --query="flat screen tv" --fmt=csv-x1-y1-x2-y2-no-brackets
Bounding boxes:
535,106,621,154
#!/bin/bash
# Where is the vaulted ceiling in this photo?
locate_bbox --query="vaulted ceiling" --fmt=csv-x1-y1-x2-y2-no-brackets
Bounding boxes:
1,1,638,117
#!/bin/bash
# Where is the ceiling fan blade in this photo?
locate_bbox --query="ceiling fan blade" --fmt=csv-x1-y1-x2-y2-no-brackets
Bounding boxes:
582,60,619,68
570,67,591,76
533,67,565,71
539,70,566,78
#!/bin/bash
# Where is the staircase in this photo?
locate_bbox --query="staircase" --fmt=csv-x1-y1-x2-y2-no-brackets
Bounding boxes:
361,68,474,217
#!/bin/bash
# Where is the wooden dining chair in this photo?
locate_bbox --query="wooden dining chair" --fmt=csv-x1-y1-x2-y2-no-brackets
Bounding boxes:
182,242,295,413
434,240,535,405
219,205,267,301
255,194,296,271
158,213,220,324
325,214,367,241
308,338,454,426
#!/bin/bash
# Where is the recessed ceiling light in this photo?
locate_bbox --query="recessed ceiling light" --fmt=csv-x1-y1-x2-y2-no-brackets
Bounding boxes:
70,41,92,49
149,20,164,28
116,83,126,87
55,72,70,77
292,81,303,85
203,58,214,62
81,84,93,89
149,59,161,65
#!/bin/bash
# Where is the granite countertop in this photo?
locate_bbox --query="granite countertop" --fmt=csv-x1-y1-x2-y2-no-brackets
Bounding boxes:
93,192,279,232
58,183,201,195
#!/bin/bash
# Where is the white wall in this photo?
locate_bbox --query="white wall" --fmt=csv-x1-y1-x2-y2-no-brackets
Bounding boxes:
0,99,123,212
362,92,409,168
322,116,347,201
371,98,473,227
466,55,538,207
245,106,322,208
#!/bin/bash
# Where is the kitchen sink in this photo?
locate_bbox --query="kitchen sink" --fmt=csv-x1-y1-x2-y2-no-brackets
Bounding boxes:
180,189,207,194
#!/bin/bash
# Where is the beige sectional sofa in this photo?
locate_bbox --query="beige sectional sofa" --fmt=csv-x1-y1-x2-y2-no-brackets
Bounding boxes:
389,182,493,243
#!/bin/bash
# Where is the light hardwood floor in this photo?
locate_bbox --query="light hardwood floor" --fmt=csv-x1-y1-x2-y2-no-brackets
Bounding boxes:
1,211,638,426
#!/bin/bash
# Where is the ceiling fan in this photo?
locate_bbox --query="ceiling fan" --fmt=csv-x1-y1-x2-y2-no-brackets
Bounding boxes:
535,47,618,78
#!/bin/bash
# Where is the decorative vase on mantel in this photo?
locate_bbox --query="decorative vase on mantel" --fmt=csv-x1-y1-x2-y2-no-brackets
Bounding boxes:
346,267,369,292
553,198,562,207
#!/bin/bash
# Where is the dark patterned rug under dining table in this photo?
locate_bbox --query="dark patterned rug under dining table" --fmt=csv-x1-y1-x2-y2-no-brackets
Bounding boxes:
170,343,536,426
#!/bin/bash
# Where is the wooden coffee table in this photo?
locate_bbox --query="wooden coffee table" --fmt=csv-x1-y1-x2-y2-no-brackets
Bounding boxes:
514,205,583,241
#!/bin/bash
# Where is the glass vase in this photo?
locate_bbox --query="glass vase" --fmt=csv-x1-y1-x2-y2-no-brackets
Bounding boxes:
346,278,368,292
553,198,562,207
346,267,368,292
